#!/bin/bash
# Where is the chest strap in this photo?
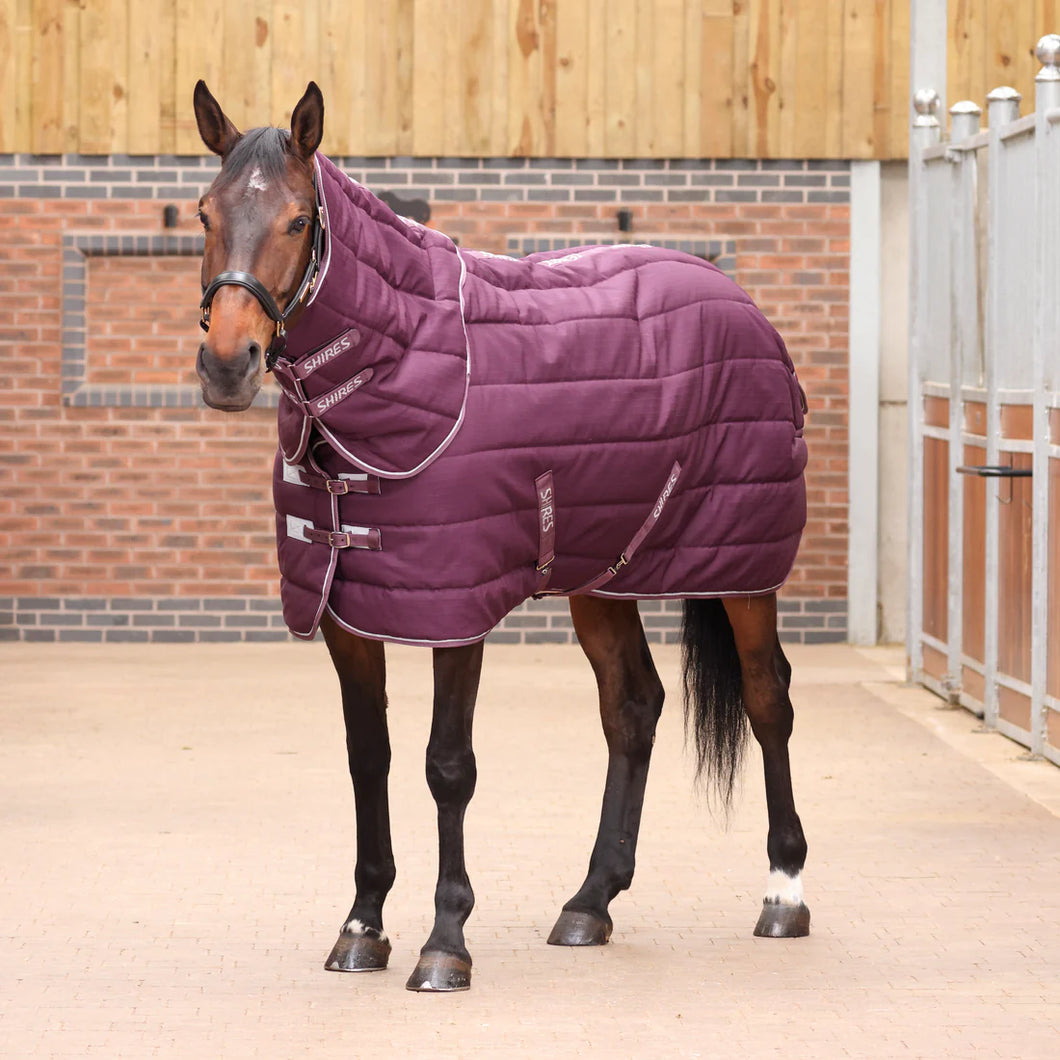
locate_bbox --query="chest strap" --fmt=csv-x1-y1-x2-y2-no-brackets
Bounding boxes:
305,525,382,551
305,469,380,495
271,362,374,420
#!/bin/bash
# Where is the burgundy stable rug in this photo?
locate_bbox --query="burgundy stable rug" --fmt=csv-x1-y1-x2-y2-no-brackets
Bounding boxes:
268,156,808,646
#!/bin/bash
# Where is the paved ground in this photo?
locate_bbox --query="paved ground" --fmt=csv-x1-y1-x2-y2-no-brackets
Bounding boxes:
1,640,1058,1058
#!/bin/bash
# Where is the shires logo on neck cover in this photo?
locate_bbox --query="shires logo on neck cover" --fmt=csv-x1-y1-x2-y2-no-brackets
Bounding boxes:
300,329,360,377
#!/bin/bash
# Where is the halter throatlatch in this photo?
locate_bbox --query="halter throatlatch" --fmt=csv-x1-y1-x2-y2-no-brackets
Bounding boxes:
199,202,326,371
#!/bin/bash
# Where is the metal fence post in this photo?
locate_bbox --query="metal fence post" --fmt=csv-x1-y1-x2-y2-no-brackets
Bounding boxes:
946,100,982,696
848,161,881,645
983,86,1022,728
1031,35,1060,756
907,88,941,681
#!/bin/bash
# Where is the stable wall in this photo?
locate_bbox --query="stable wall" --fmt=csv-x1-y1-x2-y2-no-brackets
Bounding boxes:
6,1,1059,161
0,152,850,643
1,0,914,158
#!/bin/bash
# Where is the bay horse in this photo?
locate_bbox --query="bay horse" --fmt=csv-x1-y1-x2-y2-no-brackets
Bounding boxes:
191,81,810,992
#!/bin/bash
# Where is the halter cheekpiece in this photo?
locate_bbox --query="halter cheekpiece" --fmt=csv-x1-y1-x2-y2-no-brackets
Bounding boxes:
199,198,327,371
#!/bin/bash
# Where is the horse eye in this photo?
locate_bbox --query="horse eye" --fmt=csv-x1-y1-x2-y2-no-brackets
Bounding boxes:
197,211,210,232
289,216,310,235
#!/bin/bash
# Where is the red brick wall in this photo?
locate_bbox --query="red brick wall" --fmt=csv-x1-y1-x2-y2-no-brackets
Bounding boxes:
0,155,849,643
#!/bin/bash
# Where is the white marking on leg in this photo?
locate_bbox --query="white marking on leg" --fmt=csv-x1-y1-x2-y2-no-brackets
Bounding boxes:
763,870,804,906
246,167,268,193
342,917,388,943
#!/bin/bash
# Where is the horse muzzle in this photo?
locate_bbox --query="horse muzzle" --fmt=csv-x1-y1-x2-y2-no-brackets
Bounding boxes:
196,341,263,411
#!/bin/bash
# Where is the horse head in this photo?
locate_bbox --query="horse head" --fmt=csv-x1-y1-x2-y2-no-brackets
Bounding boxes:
193,81,324,411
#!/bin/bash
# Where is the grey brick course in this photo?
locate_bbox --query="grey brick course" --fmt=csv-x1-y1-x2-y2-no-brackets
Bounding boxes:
0,156,849,206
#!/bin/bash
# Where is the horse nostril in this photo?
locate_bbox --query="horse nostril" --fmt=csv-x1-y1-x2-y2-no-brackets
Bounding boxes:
196,344,209,379
246,342,262,375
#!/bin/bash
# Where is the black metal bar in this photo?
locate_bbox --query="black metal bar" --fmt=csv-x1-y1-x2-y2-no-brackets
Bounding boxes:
955,465,1033,478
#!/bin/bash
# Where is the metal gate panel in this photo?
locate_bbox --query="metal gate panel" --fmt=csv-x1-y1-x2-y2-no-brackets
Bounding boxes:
990,117,1035,738
909,36,1060,765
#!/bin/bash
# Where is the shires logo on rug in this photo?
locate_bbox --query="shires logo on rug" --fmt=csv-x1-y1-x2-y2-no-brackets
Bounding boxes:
301,329,360,377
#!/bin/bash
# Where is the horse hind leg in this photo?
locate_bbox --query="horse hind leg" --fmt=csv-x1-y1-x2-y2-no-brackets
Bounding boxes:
720,594,810,938
548,596,664,946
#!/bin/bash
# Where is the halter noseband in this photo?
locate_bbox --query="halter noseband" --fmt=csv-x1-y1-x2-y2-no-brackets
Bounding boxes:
199,201,326,371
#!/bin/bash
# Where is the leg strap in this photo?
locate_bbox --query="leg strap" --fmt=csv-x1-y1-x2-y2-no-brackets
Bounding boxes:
535,470,556,593
535,461,682,597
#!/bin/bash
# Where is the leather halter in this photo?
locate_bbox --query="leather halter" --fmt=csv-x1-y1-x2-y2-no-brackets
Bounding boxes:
199,200,326,371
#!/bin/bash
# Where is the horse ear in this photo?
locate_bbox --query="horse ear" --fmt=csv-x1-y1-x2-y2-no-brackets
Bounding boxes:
194,80,242,157
289,82,324,162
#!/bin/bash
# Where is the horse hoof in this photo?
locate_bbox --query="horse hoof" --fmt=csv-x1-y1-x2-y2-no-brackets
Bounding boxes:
547,909,613,946
405,952,472,992
754,901,811,938
325,929,392,972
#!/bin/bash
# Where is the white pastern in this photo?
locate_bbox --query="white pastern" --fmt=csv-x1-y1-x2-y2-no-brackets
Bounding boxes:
246,166,268,193
342,917,388,943
764,870,804,906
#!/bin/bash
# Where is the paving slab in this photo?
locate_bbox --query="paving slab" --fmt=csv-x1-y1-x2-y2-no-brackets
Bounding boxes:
1,641,1058,1058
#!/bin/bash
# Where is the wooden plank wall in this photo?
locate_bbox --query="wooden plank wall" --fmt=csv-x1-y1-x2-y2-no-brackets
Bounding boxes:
0,1,1056,159
947,0,1058,111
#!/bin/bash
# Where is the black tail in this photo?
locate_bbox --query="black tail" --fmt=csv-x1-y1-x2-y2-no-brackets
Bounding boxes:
681,598,748,807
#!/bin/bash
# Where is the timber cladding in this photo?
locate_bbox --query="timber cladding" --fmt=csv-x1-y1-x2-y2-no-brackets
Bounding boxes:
0,153,850,643
4,1,1058,161
0,0,946,160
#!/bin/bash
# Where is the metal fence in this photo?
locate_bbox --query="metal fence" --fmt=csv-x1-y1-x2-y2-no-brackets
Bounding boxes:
908,35,1060,765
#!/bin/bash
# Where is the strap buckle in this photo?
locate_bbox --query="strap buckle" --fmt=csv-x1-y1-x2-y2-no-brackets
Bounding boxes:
304,524,382,550
305,526,351,548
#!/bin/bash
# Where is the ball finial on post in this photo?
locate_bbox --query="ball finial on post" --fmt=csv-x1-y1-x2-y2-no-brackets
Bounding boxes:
1036,34,1060,80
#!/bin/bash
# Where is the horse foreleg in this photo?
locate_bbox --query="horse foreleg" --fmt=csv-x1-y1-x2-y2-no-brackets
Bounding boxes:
319,613,396,972
548,596,664,946
406,640,484,992
723,594,810,938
